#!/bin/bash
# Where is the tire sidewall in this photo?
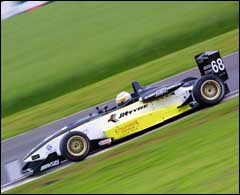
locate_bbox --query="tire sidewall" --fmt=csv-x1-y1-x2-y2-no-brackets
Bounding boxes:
60,131,90,162
193,74,225,107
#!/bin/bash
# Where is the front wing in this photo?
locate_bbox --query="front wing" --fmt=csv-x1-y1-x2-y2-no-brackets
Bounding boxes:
22,152,65,174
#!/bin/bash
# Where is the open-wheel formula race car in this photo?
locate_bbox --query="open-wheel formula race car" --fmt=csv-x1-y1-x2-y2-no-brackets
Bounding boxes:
22,50,230,174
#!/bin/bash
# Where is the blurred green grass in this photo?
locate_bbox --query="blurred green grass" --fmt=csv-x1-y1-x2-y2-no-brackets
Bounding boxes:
1,1,239,118
1,28,239,140
5,97,239,194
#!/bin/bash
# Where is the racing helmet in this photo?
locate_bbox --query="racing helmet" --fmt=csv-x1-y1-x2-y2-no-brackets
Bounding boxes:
116,91,132,107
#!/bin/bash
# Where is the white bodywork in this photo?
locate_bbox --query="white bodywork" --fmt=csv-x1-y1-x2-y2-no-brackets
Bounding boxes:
24,86,192,162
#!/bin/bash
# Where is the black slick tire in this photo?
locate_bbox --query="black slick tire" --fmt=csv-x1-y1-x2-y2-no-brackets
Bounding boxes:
60,131,90,162
193,74,225,107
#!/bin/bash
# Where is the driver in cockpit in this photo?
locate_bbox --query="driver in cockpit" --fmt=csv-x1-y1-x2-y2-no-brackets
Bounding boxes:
115,91,132,108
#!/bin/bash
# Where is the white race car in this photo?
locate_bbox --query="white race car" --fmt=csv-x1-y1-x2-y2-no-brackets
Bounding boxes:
22,50,229,174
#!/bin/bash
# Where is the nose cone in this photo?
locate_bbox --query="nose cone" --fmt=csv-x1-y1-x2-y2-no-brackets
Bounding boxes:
23,136,51,162
21,162,34,174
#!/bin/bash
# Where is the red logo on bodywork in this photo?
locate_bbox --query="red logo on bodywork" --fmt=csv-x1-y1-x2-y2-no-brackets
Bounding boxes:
108,114,118,123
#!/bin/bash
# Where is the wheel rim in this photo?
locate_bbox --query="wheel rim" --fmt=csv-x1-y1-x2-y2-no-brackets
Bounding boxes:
200,80,221,100
66,135,87,157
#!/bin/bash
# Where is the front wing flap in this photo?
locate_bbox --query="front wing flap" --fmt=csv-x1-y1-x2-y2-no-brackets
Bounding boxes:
22,152,64,175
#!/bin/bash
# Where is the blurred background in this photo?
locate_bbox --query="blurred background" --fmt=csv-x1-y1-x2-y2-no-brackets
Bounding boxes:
1,1,239,139
1,1,239,194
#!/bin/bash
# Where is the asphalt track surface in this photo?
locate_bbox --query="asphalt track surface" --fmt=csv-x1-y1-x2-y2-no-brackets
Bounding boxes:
1,51,239,188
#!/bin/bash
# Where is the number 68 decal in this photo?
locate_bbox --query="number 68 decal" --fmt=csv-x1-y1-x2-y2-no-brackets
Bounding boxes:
211,58,225,73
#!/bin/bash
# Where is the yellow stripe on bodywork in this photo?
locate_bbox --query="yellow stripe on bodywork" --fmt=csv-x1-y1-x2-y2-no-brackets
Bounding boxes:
104,104,191,140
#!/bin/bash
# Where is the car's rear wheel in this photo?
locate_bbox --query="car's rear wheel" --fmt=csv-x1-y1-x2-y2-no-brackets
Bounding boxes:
193,74,225,107
60,131,90,161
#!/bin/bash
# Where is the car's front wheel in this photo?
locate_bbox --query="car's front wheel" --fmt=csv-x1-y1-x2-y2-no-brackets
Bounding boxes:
193,74,225,107
60,131,90,162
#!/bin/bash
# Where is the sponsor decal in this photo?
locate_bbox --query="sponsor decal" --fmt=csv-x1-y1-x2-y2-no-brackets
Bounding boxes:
45,144,56,155
108,104,148,123
98,138,112,146
119,104,148,119
31,154,40,160
46,145,53,151
155,88,167,96
115,120,139,136
108,114,118,123
40,159,60,171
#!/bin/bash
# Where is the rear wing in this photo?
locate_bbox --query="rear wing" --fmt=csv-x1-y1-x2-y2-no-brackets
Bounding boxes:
195,50,229,81
195,50,230,93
